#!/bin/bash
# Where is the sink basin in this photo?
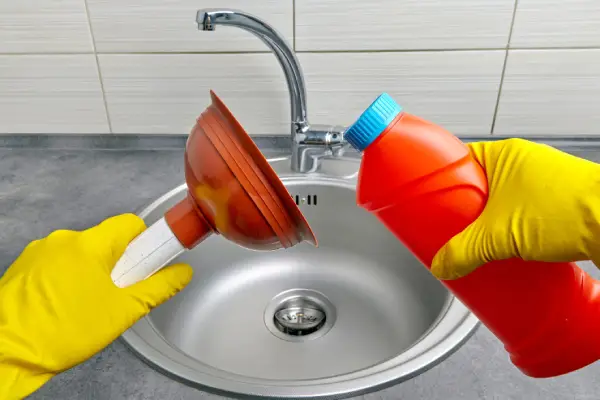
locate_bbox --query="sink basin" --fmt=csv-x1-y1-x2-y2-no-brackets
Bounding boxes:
121,156,479,399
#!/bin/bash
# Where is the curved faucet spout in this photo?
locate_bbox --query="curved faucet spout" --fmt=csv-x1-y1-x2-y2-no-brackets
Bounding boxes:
196,9,309,134
196,9,347,173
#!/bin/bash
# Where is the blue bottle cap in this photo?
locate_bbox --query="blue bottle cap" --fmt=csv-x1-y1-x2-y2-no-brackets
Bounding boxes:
345,93,402,151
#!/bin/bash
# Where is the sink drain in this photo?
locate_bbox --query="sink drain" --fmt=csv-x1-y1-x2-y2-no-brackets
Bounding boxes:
264,289,336,342
274,299,326,336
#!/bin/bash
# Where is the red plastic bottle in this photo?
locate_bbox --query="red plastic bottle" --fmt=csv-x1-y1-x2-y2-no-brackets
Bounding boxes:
344,93,600,378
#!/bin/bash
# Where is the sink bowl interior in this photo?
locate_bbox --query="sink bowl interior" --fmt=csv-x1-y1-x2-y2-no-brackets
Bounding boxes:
147,179,448,380
123,157,477,398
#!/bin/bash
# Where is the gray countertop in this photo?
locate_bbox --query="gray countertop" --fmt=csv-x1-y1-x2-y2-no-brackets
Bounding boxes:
1,146,600,400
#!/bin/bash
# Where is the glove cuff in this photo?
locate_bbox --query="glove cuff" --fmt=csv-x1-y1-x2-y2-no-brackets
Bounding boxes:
0,357,54,399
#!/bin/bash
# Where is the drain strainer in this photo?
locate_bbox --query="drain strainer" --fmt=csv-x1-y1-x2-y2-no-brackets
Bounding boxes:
274,301,326,336
264,289,336,342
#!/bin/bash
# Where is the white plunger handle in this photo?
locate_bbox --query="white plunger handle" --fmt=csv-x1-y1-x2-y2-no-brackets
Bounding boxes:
111,217,185,288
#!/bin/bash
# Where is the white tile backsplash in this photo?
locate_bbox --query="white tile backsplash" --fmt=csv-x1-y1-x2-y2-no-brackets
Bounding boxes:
0,55,109,134
299,51,505,135
511,0,600,48
495,50,600,136
87,0,293,53
295,0,515,51
99,54,289,134
99,51,504,136
0,0,93,53
1,1,600,136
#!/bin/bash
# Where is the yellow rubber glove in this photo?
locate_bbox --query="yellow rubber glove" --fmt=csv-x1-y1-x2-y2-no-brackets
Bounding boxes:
431,138,600,280
0,214,193,400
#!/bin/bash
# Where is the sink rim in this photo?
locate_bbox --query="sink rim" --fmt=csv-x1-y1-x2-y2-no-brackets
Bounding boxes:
121,156,480,399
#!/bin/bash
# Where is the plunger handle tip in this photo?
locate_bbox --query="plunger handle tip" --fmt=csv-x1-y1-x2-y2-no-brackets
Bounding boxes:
111,217,185,288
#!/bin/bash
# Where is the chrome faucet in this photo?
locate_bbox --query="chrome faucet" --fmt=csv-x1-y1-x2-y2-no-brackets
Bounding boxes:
196,9,348,173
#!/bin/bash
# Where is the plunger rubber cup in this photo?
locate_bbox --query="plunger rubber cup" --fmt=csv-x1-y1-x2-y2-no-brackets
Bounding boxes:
111,90,316,288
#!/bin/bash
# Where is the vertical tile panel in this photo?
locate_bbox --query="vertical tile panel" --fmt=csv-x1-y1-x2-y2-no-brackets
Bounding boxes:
296,0,515,51
87,0,293,52
298,51,505,135
0,55,109,133
0,0,93,53
511,0,600,48
99,54,289,134
495,50,600,136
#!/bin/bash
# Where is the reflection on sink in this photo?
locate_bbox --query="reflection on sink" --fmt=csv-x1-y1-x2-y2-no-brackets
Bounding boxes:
122,156,478,399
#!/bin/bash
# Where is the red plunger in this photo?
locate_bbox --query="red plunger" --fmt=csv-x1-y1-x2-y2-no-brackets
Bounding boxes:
111,90,316,287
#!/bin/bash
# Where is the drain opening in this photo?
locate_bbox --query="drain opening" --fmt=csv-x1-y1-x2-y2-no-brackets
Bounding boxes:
274,303,326,336
265,289,336,342
273,297,327,337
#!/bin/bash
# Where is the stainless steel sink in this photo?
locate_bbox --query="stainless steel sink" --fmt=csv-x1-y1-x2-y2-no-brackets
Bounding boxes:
121,156,479,399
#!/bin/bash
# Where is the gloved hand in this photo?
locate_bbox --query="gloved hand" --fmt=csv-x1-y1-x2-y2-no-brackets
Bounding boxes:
0,214,193,400
431,138,600,280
